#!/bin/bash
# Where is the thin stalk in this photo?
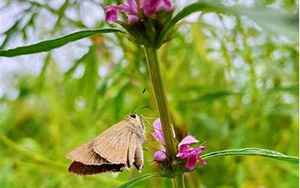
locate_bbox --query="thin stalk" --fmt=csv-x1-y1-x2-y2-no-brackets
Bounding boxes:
143,47,177,157
172,175,186,188
144,47,185,188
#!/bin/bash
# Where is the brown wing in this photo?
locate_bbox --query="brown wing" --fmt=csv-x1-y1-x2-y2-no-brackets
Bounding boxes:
66,141,107,165
93,120,132,164
68,161,124,175
127,132,137,167
133,142,144,170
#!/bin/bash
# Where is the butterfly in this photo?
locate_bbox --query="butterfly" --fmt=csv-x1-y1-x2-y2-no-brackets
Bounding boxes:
66,114,145,175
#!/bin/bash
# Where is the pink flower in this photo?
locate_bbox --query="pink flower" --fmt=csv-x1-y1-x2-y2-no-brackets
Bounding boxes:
152,118,165,144
176,135,206,170
104,0,174,24
141,0,174,16
152,119,206,170
119,0,139,24
154,148,167,161
178,135,199,147
120,0,138,15
105,5,119,23
105,0,139,24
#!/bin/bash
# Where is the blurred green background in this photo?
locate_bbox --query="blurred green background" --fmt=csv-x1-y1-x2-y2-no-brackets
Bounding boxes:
0,0,298,187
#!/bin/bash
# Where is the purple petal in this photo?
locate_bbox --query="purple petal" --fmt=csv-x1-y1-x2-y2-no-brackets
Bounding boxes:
127,14,139,24
120,0,138,14
178,135,199,148
153,118,162,130
105,5,119,23
194,146,206,156
152,130,164,144
176,145,190,159
141,0,158,16
177,145,204,159
141,0,173,16
127,0,138,14
184,154,198,170
119,3,130,12
176,135,206,170
154,149,167,161
158,0,173,12
152,118,165,144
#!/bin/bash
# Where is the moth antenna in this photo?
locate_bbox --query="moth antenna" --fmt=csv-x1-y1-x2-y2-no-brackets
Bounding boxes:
131,105,152,115
142,146,151,152
142,118,152,128
200,140,207,146
141,115,157,119
148,160,156,163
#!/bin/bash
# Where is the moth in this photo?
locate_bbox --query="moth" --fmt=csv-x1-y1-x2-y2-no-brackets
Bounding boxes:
66,114,145,175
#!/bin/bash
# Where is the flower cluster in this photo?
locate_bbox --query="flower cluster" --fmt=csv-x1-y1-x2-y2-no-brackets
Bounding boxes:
105,0,174,24
153,118,206,171
176,136,206,170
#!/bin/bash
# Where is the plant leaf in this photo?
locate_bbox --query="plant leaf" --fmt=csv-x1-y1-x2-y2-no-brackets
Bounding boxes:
0,28,122,57
117,173,159,188
202,148,299,164
158,1,297,45
181,90,239,103
158,1,226,46
235,6,298,40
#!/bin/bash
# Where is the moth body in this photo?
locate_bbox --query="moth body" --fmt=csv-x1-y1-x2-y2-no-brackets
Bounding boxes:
67,114,145,175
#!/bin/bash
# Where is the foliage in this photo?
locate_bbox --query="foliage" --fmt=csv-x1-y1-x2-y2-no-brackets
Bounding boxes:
0,0,298,188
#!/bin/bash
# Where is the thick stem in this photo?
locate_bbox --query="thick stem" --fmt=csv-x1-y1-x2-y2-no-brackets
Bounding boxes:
144,47,177,157
144,47,185,188
172,175,186,188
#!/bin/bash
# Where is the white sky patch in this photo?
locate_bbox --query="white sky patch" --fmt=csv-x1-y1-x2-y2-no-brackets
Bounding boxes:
203,13,224,29
75,96,86,110
0,0,297,98
0,2,28,32
222,16,236,30
48,0,65,10
98,66,108,78
73,64,85,79
35,9,57,34
52,39,90,73
65,6,80,21
80,1,104,27
282,94,295,104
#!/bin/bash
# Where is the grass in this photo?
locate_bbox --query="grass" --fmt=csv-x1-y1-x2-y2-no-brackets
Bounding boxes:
0,0,298,187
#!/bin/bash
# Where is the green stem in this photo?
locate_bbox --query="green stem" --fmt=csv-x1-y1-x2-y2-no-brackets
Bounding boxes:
173,175,186,188
144,47,185,188
144,47,177,157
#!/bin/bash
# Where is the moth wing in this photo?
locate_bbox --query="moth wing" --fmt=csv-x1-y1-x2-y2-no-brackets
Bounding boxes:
68,161,124,175
66,141,107,165
127,133,137,167
93,120,131,164
133,141,144,170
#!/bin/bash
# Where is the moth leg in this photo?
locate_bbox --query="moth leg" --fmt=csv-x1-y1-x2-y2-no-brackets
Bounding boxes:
133,144,144,170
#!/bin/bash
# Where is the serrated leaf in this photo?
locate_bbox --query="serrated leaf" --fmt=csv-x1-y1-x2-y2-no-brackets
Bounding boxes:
202,148,299,164
0,28,122,57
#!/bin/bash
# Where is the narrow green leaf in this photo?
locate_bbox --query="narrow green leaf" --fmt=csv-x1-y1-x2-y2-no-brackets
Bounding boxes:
158,1,228,45
0,28,122,57
64,51,90,79
202,148,299,164
117,173,159,188
181,90,239,103
236,6,298,39
159,1,297,45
